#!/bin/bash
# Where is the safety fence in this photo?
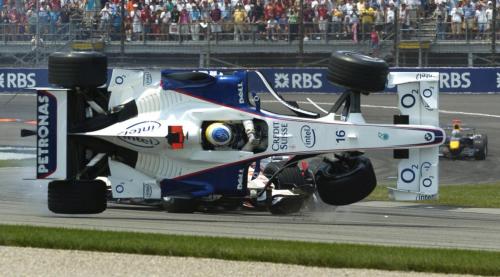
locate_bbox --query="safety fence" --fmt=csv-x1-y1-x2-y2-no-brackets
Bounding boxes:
2,20,500,44
0,67,498,94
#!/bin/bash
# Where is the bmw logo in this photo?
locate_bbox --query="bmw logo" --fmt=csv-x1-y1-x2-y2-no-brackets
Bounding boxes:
424,132,433,141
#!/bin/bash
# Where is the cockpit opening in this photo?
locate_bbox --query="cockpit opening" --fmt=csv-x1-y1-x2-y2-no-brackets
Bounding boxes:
201,119,268,153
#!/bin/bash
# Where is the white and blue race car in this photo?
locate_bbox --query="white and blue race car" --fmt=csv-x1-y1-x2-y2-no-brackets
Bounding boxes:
30,51,444,215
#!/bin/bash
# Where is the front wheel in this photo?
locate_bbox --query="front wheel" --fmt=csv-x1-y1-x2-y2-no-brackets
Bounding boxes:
314,156,377,206
474,134,488,160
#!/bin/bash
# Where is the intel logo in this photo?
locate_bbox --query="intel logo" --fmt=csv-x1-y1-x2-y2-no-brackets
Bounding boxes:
118,121,161,136
300,125,316,148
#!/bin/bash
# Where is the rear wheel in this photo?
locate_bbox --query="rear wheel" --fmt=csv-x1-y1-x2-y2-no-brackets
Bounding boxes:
474,134,488,160
327,51,389,93
48,180,107,214
48,51,108,88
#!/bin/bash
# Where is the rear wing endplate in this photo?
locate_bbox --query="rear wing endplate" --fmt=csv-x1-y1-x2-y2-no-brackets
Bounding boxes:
36,89,67,179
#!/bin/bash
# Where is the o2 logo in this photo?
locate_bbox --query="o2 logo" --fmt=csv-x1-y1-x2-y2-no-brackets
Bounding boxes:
400,162,435,188
400,89,418,109
400,168,416,183
114,75,125,85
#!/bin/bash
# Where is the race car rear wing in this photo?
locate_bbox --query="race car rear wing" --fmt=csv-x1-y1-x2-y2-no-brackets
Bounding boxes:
36,89,67,179
387,72,440,201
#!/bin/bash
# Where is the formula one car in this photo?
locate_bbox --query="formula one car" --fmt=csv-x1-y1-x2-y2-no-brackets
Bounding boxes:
29,51,444,215
439,119,488,160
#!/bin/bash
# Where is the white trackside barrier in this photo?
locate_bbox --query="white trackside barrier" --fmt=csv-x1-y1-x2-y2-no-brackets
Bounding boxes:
387,72,440,201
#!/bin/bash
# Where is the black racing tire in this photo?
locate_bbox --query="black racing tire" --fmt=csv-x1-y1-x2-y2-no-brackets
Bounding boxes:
48,51,108,88
162,198,199,213
263,162,305,190
474,134,488,160
327,51,389,92
48,180,107,214
315,156,377,206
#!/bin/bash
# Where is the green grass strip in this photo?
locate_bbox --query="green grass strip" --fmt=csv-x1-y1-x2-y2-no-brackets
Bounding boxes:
368,183,500,208
1,224,499,275
0,159,33,168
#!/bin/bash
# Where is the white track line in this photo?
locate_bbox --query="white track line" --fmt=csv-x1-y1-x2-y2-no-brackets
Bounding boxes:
262,100,500,119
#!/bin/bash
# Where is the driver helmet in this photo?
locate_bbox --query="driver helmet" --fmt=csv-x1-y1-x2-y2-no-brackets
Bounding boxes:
205,122,233,146
451,129,461,138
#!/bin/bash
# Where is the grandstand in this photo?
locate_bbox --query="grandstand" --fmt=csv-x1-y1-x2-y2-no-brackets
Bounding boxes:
0,0,498,67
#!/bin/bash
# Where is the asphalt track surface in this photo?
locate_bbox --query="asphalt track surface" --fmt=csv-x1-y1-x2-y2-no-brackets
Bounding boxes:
1,93,500,251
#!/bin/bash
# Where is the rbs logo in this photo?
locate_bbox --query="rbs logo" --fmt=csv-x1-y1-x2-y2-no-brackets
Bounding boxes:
274,73,322,89
439,72,471,89
0,72,37,89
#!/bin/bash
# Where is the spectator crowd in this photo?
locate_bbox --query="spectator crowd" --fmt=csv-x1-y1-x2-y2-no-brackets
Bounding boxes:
0,0,499,43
